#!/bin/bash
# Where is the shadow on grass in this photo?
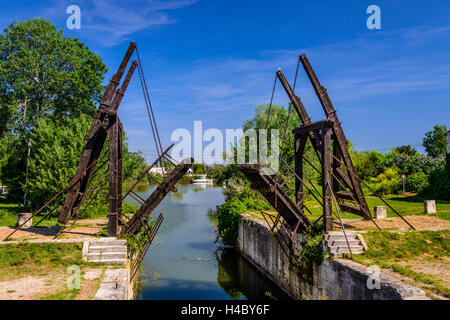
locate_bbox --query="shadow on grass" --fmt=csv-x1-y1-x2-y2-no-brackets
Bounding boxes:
387,194,450,205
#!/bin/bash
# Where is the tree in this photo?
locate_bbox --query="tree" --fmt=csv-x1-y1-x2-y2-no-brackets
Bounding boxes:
122,141,148,181
423,124,447,158
393,145,419,157
0,18,107,137
351,149,386,181
240,103,319,182
0,18,107,204
24,115,95,209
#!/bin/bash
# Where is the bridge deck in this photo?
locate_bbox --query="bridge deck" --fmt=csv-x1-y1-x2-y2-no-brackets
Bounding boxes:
238,164,313,232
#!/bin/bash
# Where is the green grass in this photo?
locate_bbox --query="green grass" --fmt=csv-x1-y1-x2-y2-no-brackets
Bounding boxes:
354,230,449,262
40,288,81,300
299,193,450,220
352,230,450,298
0,195,108,227
0,242,102,281
0,196,59,226
0,242,83,268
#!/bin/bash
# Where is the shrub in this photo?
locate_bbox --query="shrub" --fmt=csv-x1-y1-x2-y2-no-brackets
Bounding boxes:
352,150,386,181
386,154,445,175
405,171,429,194
428,158,450,200
216,198,247,245
371,167,402,195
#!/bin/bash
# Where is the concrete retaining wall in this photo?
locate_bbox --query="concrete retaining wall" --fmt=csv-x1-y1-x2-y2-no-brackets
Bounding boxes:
237,214,427,300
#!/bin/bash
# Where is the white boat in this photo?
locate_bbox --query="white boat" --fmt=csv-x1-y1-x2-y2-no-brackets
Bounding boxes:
192,175,214,184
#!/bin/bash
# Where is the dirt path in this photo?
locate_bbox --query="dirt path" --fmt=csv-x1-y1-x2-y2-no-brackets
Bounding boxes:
0,218,107,241
0,267,105,300
342,215,450,231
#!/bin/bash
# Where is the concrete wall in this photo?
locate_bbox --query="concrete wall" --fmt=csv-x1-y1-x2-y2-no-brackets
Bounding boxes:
237,214,427,300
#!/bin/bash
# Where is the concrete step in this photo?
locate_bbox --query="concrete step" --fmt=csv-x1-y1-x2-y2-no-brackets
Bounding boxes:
89,239,126,246
87,258,126,265
328,245,364,253
324,234,359,241
325,239,361,246
89,246,127,253
87,252,127,260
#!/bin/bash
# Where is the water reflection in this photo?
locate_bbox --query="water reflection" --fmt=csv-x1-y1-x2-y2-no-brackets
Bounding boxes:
127,184,290,300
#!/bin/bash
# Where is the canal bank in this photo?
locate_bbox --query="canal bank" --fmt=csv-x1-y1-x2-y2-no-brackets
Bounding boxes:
237,213,428,300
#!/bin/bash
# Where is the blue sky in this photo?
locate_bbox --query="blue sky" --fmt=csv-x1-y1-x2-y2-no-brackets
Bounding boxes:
1,0,449,162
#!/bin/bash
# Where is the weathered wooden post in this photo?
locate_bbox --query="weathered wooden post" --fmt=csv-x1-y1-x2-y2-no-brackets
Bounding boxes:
294,132,307,210
322,125,333,232
108,119,120,237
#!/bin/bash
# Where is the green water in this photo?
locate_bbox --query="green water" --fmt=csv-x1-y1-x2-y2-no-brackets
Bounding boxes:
125,184,290,300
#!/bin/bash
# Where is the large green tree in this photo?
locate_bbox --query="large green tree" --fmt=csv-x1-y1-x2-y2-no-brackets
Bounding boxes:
0,18,107,203
0,18,107,137
423,124,447,158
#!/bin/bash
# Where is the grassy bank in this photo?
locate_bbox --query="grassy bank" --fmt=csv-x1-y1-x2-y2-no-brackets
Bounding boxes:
0,242,105,300
0,195,111,227
352,230,450,299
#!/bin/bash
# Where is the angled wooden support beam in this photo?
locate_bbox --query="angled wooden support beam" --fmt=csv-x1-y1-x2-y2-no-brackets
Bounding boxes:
276,69,322,161
58,43,137,224
119,158,194,237
298,54,371,220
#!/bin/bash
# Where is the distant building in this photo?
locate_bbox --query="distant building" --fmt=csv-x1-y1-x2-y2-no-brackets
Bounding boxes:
149,167,168,175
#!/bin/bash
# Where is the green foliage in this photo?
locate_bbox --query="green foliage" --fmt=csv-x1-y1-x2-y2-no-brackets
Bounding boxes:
428,158,450,200
193,162,207,174
386,154,445,176
216,195,271,245
122,140,148,181
405,171,429,194
238,104,317,175
297,232,326,280
371,167,402,195
351,149,386,181
205,164,228,184
24,115,94,210
393,145,419,157
423,124,447,158
0,18,107,136
124,215,155,265
216,198,247,245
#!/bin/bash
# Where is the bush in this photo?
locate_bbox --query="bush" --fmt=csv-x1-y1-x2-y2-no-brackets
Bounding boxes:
216,198,247,245
405,171,429,194
352,150,386,181
386,154,445,175
428,157,450,200
371,167,402,195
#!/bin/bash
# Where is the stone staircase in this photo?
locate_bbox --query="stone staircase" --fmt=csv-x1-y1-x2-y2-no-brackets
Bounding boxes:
83,238,127,265
323,231,367,258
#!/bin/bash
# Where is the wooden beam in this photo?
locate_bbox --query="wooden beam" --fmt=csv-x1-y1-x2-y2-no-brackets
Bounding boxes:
58,46,137,224
292,119,333,135
276,69,322,162
299,54,371,220
120,158,194,236
322,127,333,232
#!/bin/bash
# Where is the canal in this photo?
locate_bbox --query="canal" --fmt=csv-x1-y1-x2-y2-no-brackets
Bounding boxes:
125,184,290,300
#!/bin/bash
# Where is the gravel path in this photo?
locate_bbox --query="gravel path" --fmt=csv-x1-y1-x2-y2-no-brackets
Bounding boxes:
0,218,107,241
